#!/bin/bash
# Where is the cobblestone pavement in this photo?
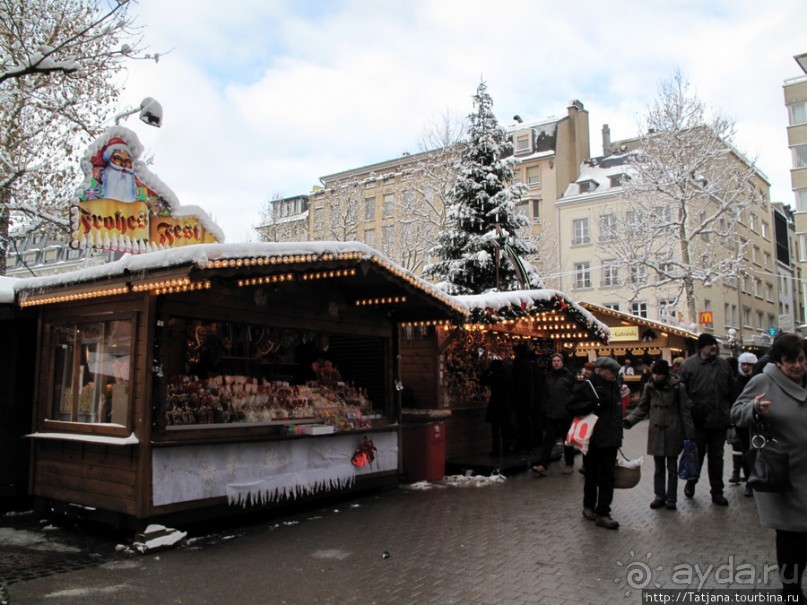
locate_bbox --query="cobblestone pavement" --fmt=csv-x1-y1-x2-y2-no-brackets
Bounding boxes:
2,424,780,604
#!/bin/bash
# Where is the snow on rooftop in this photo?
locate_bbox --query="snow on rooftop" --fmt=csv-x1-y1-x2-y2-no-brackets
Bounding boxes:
10,241,466,315
562,152,634,198
0,276,17,304
456,288,609,335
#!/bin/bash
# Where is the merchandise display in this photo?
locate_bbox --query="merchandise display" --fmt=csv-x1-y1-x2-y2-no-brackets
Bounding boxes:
164,375,372,429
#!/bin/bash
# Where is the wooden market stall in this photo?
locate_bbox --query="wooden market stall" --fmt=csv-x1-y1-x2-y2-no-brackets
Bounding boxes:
576,302,699,398
14,242,465,528
398,289,610,463
0,277,37,510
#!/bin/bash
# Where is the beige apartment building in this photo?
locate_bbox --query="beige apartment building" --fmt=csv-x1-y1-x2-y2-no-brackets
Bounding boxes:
258,98,798,349
259,101,592,277
556,127,783,349
785,52,807,328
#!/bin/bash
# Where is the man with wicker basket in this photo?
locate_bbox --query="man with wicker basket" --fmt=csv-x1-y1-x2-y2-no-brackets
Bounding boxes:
566,356,625,530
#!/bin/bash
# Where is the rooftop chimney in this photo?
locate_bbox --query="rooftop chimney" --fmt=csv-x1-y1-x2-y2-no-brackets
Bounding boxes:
602,124,611,156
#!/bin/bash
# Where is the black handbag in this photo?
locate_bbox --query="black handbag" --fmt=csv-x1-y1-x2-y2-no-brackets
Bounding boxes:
744,417,792,493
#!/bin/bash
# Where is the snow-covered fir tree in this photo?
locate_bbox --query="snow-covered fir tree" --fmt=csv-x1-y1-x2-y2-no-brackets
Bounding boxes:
424,81,540,295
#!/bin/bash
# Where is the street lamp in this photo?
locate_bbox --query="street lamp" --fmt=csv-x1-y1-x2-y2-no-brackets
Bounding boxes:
114,97,163,127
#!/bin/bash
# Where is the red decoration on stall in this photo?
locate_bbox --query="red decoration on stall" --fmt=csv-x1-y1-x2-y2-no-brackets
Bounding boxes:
351,436,377,468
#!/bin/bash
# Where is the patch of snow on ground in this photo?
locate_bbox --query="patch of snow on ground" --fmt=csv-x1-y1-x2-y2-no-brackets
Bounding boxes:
0,528,81,552
404,474,506,490
45,584,132,598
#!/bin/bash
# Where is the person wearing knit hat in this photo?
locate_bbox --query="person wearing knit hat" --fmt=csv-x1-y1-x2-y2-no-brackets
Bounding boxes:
566,355,625,529
624,357,694,510
679,333,737,505
729,351,759,492
696,332,719,350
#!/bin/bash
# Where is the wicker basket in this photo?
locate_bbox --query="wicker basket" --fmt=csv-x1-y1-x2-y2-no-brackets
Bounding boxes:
614,450,641,489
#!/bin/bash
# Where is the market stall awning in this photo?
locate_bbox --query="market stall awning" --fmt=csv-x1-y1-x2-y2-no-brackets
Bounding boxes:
11,242,468,325
578,302,698,356
453,289,610,347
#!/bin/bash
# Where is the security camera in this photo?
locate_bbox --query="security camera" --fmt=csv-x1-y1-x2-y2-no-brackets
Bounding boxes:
138,97,163,128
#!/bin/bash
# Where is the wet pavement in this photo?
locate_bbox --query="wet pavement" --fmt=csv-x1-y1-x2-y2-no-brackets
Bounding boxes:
1,423,781,604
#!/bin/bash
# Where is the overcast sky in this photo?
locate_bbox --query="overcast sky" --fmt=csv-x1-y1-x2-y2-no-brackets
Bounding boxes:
119,0,806,243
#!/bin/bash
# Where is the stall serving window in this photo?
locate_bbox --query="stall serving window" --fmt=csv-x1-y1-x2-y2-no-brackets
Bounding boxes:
47,318,133,427
156,316,387,432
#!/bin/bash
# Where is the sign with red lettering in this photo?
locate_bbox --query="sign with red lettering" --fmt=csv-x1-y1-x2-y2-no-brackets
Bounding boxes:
151,216,218,248
70,127,223,252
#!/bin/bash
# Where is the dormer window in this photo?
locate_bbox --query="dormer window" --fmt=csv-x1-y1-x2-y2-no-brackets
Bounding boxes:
514,130,533,155
609,173,628,187
578,180,598,193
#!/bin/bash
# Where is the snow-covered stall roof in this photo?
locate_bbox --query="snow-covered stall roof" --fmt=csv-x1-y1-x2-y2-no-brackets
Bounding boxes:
12,241,468,321
455,289,609,344
580,301,699,341
0,276,17,305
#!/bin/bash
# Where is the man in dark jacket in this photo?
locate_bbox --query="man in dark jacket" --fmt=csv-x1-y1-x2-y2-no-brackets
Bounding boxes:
512,344,536,454
567,356,624,529
679,333,738,506
532,353,576,476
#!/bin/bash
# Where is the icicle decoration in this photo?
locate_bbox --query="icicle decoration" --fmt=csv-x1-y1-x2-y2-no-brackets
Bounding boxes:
226,465,356,507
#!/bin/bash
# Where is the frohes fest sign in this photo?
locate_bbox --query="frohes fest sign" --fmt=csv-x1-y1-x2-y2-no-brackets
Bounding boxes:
70,127,223,253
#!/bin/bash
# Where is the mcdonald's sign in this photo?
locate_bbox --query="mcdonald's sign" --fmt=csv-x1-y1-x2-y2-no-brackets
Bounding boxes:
699,311,714,325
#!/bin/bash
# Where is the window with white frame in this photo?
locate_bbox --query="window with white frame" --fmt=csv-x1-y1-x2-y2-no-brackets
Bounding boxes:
625,210,641,236
515,133,532,154
743,307,752,327
383,193,394,218
531,200,541,223
766,282,774,302
658,299,676,323
764,252,771,269
630,265,647,285
797,190,807,213
761,221,769,239
526,165,541,187
657,252,675,276
754,278,762,298
600,213,617,241
604,302,620,311
382,226,393,252
515,201,529,219
572,218,590,245
631,301,648,318
789,101,807,126
724,303,731,326
574,262,592,289
364,197,376,221
364,228,375,247
794,145,807,169
601,261,619,287
749,214,758,233
757,311,764,329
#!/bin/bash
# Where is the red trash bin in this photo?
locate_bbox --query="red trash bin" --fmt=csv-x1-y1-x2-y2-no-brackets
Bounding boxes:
402,421,446,482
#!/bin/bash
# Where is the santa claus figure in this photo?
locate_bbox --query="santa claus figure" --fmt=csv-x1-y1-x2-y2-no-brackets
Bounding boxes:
90,138,138,202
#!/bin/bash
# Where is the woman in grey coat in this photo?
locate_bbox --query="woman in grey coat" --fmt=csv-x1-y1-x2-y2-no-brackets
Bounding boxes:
624,359,694,510
732,333,807,602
